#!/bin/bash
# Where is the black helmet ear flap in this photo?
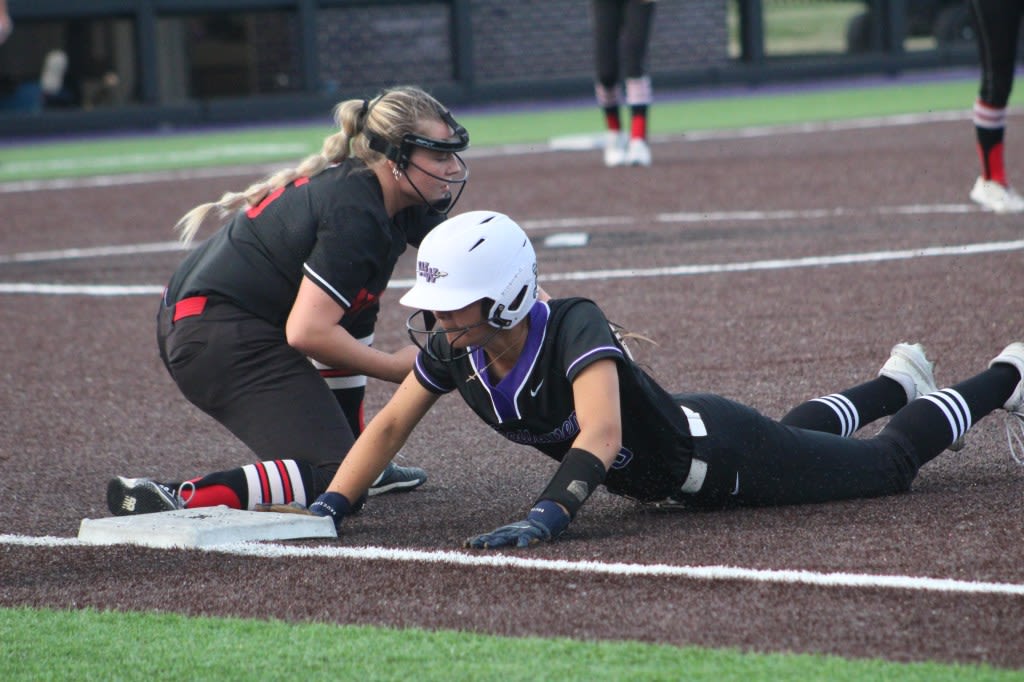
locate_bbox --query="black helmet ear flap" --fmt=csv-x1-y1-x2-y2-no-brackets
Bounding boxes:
366,132,408,169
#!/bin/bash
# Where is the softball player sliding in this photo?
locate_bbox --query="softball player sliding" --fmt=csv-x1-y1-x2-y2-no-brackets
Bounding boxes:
107,86,470,517
309,211,1024,549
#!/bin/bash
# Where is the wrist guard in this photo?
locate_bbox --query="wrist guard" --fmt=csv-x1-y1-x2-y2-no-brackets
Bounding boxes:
527,500,571,538
309,491,353,529
535,448,606,519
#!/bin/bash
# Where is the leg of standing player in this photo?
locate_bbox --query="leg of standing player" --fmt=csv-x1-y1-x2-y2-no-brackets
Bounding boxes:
592,0,627,166
968,0,1024,212
622,0,655,166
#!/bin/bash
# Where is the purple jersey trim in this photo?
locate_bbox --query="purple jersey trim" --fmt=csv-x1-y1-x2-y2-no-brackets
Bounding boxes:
470,302,550,423
414,353,454,393
566,345,623,378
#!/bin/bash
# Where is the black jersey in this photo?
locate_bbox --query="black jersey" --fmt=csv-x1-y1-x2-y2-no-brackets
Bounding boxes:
166,159,442,337
413,298,697,501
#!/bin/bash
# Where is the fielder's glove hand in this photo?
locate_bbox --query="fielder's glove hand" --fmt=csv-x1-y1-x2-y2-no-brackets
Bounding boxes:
464,500,570,549
253,502,313,515
308,491,353,531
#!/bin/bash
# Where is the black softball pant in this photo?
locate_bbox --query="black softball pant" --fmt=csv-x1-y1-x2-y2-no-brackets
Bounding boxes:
591,0,655,87
971,0,1024,106
157,297,354,491
675,393,919,509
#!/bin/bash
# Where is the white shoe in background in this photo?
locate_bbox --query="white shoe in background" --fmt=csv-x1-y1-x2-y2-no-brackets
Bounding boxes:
970,177,1024,213
603,131,627,167
626,138,651,167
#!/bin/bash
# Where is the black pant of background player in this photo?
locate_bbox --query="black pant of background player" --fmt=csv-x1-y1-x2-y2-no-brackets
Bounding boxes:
971,0,1024,110
591,0,655,91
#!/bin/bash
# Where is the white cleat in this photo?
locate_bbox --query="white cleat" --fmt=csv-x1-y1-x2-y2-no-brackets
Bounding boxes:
880,343,938,402
989,343,1024,413
603,131,627,167
880,342,964,451
988,342,1024,464
970,177,1024,213
625,138,652,167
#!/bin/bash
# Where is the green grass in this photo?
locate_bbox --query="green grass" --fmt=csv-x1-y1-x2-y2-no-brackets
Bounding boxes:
2,607,1019,680
0,77,979,183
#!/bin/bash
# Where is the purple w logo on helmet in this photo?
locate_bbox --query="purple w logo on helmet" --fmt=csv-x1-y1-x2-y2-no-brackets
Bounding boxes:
417,260,448,284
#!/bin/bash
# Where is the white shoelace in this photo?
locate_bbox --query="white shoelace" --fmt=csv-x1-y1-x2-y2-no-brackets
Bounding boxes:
1006,413,1024,465
176,480,196,508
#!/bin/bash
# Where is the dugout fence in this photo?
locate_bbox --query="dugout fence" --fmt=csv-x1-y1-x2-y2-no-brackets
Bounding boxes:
0,0,980,137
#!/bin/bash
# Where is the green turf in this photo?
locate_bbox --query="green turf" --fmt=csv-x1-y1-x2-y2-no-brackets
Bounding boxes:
2,607,1019,680
0,77,980,182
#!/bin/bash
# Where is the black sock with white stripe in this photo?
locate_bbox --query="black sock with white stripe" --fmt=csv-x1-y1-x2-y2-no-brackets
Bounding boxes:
881,365,1019,466
780,377,906,436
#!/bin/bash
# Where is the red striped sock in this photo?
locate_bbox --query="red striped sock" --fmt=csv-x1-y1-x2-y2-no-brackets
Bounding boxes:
179,481,242,509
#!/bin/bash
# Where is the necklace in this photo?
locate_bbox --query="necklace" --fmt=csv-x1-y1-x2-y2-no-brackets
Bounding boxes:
466,326,527,384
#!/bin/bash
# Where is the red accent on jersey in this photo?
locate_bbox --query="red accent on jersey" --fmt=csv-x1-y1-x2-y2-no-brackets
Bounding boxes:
347,288,379,316
172,295,207,321
318,368,358,378
246,176,310,219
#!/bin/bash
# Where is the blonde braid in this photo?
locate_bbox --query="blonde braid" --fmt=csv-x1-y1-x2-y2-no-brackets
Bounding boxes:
175,86,445,246
175,102,362,246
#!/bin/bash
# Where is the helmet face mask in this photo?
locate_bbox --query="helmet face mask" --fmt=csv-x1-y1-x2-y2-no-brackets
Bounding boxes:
405,305,498,362
405,153,468,217
400,211,538,362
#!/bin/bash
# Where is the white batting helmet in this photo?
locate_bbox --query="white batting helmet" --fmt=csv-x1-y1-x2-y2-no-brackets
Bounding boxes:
400,210,538,328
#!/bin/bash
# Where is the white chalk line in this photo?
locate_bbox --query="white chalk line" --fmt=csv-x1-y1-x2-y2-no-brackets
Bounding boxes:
2,533,1021,597
0,202,988,267
536,238,1024,283
3,237,1022,297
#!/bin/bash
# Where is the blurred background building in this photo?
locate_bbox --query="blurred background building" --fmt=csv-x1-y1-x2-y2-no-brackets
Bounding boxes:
0,0,991,136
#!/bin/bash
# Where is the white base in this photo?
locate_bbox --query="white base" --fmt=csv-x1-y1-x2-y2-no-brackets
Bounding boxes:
78,506,336,548
543,233,590,248
549,132,605,151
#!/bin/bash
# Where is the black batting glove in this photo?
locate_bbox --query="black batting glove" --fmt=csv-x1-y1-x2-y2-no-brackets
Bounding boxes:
308,491,353,531
464,500,570,550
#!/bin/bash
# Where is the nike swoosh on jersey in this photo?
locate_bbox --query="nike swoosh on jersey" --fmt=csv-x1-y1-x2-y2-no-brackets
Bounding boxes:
730,473,740,496
529,380,545,397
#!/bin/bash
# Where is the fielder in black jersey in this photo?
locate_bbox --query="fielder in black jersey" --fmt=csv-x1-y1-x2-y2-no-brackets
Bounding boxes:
310,211,1024,549
106,86,470,518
